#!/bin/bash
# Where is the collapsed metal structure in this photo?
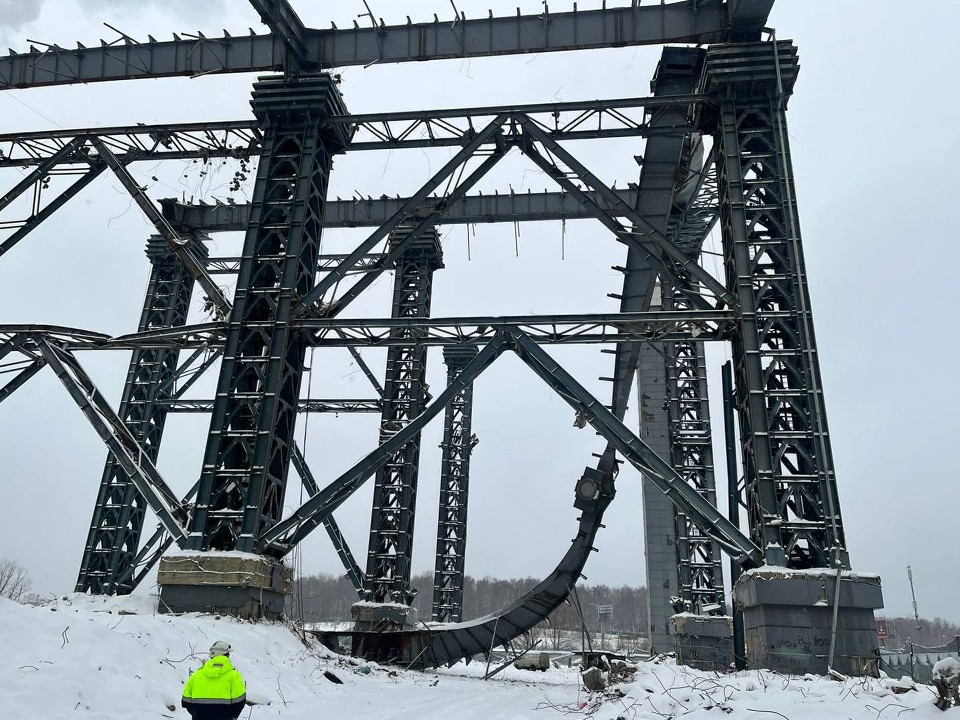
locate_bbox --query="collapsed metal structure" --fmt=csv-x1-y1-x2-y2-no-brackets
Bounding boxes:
0,0,873,667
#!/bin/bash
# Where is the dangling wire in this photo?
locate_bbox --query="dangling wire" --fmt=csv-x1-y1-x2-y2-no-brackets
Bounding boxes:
561,218,566,260
293,346,316,633
514,220,520,257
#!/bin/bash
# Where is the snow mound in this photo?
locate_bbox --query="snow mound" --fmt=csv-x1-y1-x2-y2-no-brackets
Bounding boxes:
0,594,956,719
934,657,960,680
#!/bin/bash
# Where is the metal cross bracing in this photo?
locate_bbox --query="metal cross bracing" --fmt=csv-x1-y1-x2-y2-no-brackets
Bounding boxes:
0,96,700,165
0,0,865,669
431,345,478,624
364,229,443,605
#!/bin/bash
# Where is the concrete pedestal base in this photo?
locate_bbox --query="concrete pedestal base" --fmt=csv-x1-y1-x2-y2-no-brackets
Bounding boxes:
733,568,883,676
157,553,293,620
351,601,419,631
671,614,733,671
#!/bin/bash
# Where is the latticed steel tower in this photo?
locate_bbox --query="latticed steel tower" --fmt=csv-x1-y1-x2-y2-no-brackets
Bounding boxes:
364,229,444,605
432,345,479,624
187,75,352,554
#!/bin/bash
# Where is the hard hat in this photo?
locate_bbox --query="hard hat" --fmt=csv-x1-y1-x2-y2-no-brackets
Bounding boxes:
209,640,232,657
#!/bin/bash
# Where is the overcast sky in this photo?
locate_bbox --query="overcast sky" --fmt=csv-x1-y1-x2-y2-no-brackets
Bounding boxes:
0,1,957,629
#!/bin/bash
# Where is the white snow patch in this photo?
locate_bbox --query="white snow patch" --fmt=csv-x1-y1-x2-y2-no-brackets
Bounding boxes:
0,593,954,719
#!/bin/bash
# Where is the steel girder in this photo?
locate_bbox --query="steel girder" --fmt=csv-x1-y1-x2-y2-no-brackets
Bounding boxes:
431,345,478,624
75,236,202,594
0,2,770,91
364,230,444,604
187,74,352,553
0,96,697,166
6,311,732,351
155,398,381,414
705,42,848,569
162,189,640,235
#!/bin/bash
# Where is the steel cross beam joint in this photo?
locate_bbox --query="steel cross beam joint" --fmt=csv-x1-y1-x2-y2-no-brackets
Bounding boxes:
249,0,308,70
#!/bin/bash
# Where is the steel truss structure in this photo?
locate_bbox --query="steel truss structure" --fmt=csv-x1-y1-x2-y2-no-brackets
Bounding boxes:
0,0,863,667
432,345,478,623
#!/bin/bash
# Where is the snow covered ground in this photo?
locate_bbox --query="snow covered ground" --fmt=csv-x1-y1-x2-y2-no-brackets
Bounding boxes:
1,593,956,720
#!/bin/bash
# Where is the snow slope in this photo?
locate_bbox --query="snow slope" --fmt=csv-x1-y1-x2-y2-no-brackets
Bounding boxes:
1,593,956,719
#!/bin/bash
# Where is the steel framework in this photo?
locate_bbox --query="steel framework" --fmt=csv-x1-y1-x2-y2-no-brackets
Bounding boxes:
365,229,443,604
431,345,478,623
0,0,867,668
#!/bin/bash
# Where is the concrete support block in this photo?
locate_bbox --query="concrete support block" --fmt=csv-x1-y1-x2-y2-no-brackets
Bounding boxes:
733,568,883,676
671,614,733,671
352,601,419,631
157,552,293,620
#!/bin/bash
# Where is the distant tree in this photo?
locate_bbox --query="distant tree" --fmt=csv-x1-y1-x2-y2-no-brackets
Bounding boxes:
0,558,31,602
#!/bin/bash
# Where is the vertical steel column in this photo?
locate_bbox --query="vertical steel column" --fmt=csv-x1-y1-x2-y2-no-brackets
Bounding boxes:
188,74,350,553
705,42,848,569
431,345,478,623
76,234,204,593
364,228,444,604
664,284,724,612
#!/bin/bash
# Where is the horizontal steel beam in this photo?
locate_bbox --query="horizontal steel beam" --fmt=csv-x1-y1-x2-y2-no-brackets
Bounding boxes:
0,96,698,167
163,188,639,234
1,311,734,353
18,311,729,350
0,2,755,90
156,398,381,413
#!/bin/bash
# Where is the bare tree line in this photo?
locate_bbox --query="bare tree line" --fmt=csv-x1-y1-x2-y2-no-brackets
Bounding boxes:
0,557,31,602
879,615,960,649
289,572,650,642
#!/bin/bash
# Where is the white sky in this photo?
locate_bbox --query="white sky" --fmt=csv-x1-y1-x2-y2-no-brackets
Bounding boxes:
0,0,958,626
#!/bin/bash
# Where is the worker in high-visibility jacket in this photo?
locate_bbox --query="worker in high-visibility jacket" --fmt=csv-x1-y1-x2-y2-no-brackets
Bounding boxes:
181,641,247,720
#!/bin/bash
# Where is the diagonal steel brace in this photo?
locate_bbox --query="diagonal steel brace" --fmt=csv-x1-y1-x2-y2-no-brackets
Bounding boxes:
294,114,509,316
257,333,510,553
518,117,736,309
35,338,189,545
504,327,762,567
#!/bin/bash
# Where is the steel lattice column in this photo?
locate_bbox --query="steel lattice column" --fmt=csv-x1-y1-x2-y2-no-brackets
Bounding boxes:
364,229,444,604
705,42,848,569
76,234,205,594
431,345,478,623
187,74,350,553
664,284,724,612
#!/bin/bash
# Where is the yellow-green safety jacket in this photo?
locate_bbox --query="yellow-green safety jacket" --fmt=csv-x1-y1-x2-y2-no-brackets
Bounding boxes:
181,655,247,720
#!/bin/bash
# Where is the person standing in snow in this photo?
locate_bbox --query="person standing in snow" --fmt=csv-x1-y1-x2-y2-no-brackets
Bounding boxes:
181,640,247,720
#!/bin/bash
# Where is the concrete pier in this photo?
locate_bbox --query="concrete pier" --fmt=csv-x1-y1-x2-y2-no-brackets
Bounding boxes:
157,553,293,620
733,568,883,676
